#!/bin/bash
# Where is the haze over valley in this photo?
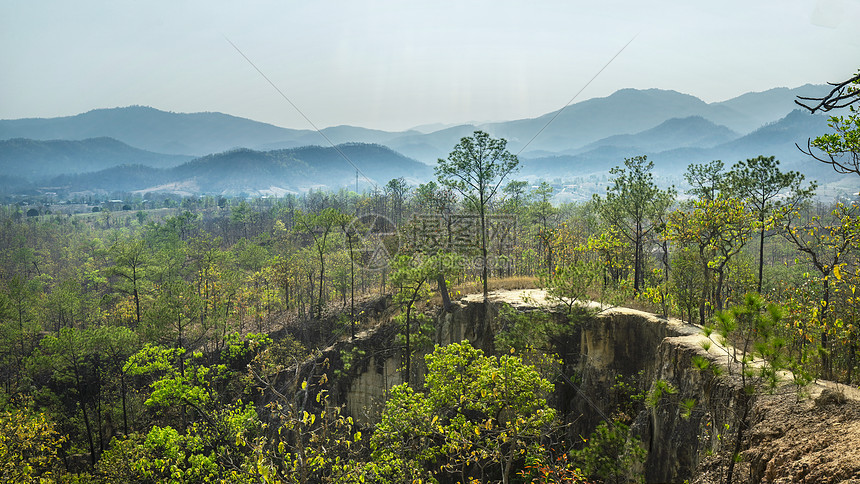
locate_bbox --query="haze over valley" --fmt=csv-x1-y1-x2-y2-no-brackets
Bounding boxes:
1,84,850,201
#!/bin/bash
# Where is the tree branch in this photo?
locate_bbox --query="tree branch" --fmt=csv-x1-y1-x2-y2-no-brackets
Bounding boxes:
795,73,860,113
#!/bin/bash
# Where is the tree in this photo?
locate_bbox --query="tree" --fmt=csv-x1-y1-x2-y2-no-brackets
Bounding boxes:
384,177,410,226
684,160,725,201
94,325,140,436
668,198,756,323
31,327,100,465
294,208,349,319
109,236,151,328
436,131,519,301
595,156,675,295
389,254,451,385
696,294,789,484
0,404,64,483
778,201,860,379
368,341,556,484
529,182,559,271
797,69,860,176
339,217,362,340
725,155,815,293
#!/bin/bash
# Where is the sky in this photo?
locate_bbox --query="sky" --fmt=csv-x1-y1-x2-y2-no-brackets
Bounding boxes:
2,0,859,132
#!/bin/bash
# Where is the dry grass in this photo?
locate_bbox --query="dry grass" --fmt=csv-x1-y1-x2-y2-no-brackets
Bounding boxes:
426,276,539,307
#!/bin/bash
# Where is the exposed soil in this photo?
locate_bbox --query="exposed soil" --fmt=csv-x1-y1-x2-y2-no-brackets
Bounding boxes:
695,381,860,484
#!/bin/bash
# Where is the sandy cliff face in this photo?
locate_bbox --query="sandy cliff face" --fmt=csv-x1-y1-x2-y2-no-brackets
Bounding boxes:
292,289,860,483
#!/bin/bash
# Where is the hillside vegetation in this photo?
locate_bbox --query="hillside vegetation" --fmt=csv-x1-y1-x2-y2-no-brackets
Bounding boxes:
1,76,859,482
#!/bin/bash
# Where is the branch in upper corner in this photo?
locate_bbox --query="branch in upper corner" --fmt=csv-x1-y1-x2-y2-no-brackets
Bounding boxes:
795,73,860,113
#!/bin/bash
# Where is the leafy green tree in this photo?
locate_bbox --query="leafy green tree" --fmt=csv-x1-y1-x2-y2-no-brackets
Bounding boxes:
0,403,64,483
2,275,41,386
339,217,363,340
389,254,436,385
668,198,756,323
384,177,410,226
294,208,349,319
778,201,860,378
501,180,529,214
529,182,560,271
93,325,140,436
30,327,100,465
124,344,219,426
595,156,675,295
436,131,519,301
684,160,725,201
725,155,815,292
368,341,556,484
570,420,645,484
109,236,152,328
542,254,601,315
97,404,264,484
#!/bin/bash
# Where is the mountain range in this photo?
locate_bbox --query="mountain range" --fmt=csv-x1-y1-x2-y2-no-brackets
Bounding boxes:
0,84,848,197
38,143,431,197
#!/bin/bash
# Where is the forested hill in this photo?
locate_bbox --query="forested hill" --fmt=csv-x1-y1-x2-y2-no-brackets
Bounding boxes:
519,109,835,181
0,137,191,180
0,106,309,156
45,142,432,196
1,86,829,161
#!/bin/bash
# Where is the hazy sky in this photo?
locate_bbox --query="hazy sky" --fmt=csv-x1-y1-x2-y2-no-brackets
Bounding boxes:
2,0,859,131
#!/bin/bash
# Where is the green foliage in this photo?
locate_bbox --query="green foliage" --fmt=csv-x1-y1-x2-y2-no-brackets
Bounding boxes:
724,155,815,292
571,420,646,484
542,258,601,314
594,155,675,294
709,293,787,392
645,379,678,409
368,341,556,484
0,403,64,483
0,153,857,483
668,197,756,320
124,344,221,411
684,160,725,201
97,402,264,484
436,130,519,299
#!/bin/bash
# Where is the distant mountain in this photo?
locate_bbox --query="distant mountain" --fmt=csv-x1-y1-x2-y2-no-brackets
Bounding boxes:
576,116,739,154
0,137,191,180
518,110,836,182
1,85,842,197
257,125,422,152
0,106,312,156
49,164,170,193
712,85,830,133
1,85,830,164
385,86,828,161
41,143,433,196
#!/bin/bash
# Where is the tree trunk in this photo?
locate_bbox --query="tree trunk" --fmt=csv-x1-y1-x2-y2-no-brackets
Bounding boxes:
405,304,411,386
757,221,765,294
821,276,831,379
480,194,488,301
75,371,97,466
121,372,129,435
725,393,751,484
437,274,452,313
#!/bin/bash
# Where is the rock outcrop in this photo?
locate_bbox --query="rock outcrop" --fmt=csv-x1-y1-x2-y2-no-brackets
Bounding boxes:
281,289,860,483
